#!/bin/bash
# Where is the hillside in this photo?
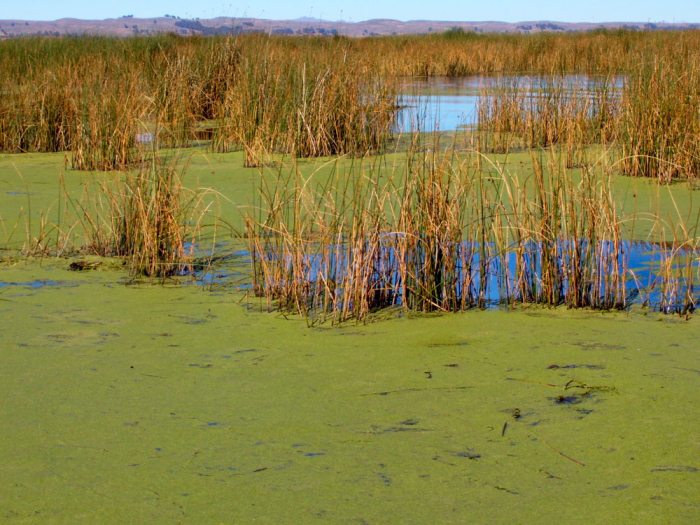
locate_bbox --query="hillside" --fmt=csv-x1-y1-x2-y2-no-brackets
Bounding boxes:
1,16,698,39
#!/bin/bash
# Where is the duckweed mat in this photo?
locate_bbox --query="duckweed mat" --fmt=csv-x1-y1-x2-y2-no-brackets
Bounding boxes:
0,259,698,523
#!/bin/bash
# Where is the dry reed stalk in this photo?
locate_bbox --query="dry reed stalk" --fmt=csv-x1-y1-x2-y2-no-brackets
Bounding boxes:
66,153,200,277
618,56,700,182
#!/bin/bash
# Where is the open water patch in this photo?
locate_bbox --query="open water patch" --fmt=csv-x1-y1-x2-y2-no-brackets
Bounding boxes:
394,75,624,132
184,248,252,289
0,279,67,289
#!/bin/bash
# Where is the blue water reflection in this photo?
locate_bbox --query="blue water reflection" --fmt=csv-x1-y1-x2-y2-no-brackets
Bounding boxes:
394,75,624,132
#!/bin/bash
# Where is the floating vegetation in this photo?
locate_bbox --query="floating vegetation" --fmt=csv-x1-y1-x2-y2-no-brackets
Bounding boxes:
68,260,102,271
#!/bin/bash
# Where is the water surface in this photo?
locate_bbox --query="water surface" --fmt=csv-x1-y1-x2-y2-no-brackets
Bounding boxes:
0,258,697,523
394,75,624,132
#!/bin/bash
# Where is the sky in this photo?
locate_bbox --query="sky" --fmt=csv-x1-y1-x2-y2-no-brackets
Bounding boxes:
2,0,699,23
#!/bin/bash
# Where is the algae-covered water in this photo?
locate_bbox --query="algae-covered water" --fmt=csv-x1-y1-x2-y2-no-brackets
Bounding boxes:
1,149,697,245
1,151,699,523
1,259,698,523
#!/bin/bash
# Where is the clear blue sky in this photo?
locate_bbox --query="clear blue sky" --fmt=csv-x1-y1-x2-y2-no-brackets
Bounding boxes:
3,1,699,23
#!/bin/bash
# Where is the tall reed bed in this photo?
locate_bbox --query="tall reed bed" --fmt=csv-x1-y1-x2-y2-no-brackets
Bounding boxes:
244,146,658,322
0,34,395,170
475,76,618,165
211,36,395,165
618,55,700,182
474,60,700,183
359,29,700,77
2,30,700,175
0,64,75,153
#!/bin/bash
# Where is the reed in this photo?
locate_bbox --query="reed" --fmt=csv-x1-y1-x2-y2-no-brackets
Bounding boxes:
70,67,146,171
69,152,199,277
212,38,395,165
3,30,699,175
359,29,700,77
475,76,619,164
244,142,647,322
641,191,700,313
0,34,398,169
618,56,700,182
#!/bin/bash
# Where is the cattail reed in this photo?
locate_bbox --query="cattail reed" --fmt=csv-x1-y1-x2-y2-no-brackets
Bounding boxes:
618,56,700,182
68,151,199,277
245,144,653,322
476,76,619,163
3,30,699,176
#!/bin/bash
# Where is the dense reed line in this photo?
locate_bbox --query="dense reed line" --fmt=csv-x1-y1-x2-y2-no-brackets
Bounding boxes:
475,77,618,164
211,45,395,166
475,56,700,181
244,145,697,323
0,34,396,169
2,30,700,178
361,29,700,77
618,55,700,181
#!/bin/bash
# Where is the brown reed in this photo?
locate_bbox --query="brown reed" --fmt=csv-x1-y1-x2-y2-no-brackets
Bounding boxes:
244,142,643,322
67,152,200,277
2,30,699,177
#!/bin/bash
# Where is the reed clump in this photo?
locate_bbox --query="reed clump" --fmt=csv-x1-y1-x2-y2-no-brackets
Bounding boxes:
245,145,644,322
70,68,147,171
71,153,198,277
212,38,395,165
475,77,619,166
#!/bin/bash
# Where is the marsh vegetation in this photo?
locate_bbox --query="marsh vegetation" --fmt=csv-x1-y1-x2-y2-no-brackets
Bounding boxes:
1,28,699,525
0,29,698,316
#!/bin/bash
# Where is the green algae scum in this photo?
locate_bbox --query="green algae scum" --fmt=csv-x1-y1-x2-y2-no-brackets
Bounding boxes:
1,30,700,524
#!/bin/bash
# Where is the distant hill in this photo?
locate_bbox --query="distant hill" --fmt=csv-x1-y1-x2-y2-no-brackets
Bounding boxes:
0,16,698,39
